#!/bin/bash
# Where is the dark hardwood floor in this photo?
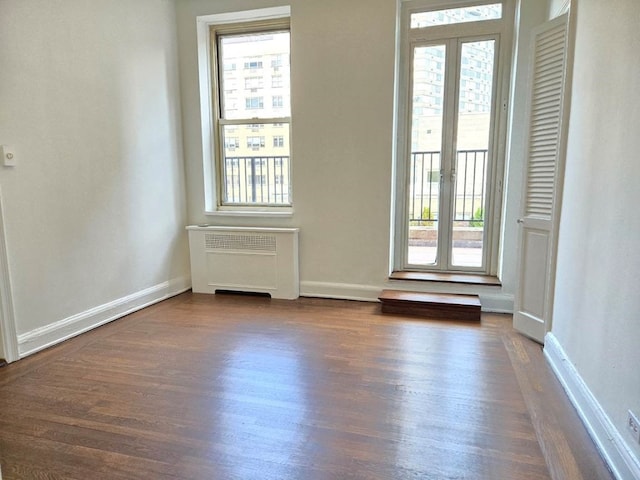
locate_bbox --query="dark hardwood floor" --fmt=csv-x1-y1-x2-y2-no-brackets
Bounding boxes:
0,292,613,479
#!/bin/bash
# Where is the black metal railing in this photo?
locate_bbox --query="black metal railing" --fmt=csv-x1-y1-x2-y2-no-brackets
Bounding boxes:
223,156,290,205
409,149,488,226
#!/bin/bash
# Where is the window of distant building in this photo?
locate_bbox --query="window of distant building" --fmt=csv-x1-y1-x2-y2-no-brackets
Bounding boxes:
245,96,264,109
272,75,283,88
247,136,266,149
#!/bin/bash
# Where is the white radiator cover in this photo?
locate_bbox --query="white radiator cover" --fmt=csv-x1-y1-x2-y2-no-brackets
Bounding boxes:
186,226,299,300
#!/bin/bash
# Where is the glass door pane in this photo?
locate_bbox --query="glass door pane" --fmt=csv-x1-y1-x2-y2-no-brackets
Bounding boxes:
451,40,495,268
407,44,446,266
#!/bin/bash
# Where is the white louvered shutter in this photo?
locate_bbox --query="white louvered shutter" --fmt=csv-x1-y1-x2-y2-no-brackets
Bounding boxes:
524,19,568,219
514,13,570,344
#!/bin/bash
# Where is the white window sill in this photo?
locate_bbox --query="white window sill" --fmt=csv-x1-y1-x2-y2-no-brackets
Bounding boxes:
205,208,294,218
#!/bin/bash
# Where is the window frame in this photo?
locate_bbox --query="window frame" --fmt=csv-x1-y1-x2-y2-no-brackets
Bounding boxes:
196,7,293,216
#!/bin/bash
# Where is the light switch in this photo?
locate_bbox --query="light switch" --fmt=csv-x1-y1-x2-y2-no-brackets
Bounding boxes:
1,146,16,167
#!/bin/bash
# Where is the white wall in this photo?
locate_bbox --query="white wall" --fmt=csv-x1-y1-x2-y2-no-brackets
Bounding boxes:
551,0,640,465
0,0,190,357
176,0,528,305
177,0,398,299
547,0,570,18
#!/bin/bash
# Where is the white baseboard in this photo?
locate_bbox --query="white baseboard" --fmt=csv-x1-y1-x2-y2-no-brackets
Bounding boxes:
478,293,514,313
18,276,192,358
299,281,380,302
544,333,640,480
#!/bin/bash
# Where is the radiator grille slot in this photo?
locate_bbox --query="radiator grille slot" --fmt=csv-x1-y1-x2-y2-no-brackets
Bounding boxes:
205,233,277,252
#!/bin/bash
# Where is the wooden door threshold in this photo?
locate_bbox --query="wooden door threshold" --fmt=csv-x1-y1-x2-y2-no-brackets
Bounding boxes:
390,271,501,286
379,290,481,321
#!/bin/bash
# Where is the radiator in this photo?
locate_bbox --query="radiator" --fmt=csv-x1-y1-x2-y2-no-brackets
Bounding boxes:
186,226,299,299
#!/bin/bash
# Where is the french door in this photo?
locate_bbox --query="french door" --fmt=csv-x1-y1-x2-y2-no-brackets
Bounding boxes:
403,35,500,272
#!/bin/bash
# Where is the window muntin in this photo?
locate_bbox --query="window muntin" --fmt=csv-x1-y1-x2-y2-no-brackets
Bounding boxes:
216,26,291,206
410,4,502,29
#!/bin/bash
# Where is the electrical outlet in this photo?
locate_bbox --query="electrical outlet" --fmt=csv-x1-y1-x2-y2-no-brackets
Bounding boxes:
0,145,16,167
628,410,640,444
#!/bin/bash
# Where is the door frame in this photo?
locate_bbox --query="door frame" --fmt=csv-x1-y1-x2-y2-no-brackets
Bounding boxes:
392,0,515,276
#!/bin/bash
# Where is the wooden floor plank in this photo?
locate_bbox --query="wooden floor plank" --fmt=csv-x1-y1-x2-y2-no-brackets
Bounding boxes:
502,329,615,480
0,292,613,480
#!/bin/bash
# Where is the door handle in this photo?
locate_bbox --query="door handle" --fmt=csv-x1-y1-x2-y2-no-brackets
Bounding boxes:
517,218,524,224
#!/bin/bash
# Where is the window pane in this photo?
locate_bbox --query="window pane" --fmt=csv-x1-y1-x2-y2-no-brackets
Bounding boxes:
221,123,291,205
407,45,445,266
411,4,502,28
451,40,495,268
219,31,290,120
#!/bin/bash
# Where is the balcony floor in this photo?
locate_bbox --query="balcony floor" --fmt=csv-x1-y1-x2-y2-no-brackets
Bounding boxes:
408,245,482,268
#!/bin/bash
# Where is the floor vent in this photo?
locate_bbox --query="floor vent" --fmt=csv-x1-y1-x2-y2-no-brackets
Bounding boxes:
187,226,299,300
214,290,271,298
378,290,481,322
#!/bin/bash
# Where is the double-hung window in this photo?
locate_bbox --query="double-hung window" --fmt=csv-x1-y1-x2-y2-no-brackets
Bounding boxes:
199,8,292,211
